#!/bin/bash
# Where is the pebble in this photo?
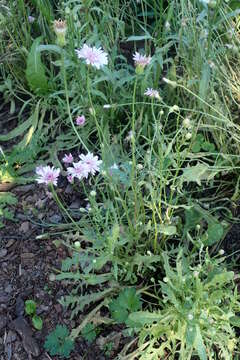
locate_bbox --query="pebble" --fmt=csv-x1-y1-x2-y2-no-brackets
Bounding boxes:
0,249,7,258
5,284,13,293
19,222,30,233
6,239,15,248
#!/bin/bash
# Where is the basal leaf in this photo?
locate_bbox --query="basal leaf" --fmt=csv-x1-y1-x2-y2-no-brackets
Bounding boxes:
26,37,49,94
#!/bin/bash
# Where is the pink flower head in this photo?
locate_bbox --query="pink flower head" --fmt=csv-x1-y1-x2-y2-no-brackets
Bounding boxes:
79,153,102,175
133,52,151,68
67,161,89,180
63,153,74,164
35,166,60,186
67,175,74,184
144,88,160,99
76,115,86,126
75,44,108,69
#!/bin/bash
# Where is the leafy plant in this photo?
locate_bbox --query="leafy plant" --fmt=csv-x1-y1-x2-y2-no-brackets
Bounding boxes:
109,287,142,326
25,300,43,330
0,192,17,228
44,325,74,358
25,37,49,94
81,323,97,344
126,250,240,360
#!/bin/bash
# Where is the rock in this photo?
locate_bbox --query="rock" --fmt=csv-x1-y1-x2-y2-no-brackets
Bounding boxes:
0,249,7,258
19,222,30,233
0,315,7,332
9,317,40,357
5,284,13,293
5,239,15,248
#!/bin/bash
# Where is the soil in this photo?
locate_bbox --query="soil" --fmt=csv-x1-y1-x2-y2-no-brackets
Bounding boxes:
0,182,120,360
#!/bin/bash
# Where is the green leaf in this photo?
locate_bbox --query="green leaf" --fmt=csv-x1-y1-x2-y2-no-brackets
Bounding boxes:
158,224,177,236
26,37,49,94
186,325,196,347
205,271,234,289
199,62,210,102
229,316,240,327
128,311,162,325
109,301,129,323
109,288,142,324
205,223,224,246
0,193,17,205
81,323,97,343
195,326,207,360
25,300,36,316
32,315,43,330
44,325,74,358
126,34,152,41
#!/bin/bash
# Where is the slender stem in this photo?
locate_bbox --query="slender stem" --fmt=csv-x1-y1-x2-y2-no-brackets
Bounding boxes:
50,184,81,231
61,51,89,152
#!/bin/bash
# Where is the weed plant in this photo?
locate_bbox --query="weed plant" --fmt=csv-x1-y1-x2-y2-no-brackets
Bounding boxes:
1,0,240,359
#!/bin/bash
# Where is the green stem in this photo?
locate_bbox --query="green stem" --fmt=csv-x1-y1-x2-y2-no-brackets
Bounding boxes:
50,184,81,231
61,51,89,152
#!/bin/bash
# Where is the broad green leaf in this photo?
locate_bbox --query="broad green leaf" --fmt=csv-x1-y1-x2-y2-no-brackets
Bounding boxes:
158,224,177,236
81,323,97,343
128,311,162,325
195,325,207,360
32,315,43,330
186,325,196,348
181,163,217,186
205,223,224,246
205,271,234,289
26,37,49,94
126,34,152,41
229,316,240,327
25,300,36,315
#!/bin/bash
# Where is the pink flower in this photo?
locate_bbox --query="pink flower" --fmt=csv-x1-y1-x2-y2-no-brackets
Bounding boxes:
144,88,160,99
67,175,74,183
76,115,86,126
133,52,151,68
63,153,74,164
67,161,89,180
79,153,102,175
75,44,108,69
35,166,60,186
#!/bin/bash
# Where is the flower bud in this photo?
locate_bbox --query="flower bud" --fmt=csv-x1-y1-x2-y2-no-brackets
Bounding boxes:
54,19,67,47
74,241,81,249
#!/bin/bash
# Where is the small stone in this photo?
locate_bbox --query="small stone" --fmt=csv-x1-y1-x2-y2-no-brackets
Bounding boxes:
5,284,13,293
6,239,15,248
0,249,7,258
19,222,30,233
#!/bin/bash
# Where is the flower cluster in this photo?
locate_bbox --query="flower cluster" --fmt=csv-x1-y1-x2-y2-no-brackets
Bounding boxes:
35,153,102,186
66,153,102,181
